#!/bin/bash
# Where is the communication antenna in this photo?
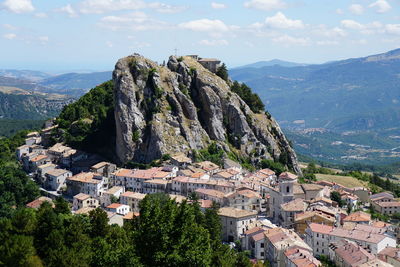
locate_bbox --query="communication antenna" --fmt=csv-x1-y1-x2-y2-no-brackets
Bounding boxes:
174,48,178,56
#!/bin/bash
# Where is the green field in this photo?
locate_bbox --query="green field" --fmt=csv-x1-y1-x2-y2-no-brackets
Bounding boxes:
315,173,368,188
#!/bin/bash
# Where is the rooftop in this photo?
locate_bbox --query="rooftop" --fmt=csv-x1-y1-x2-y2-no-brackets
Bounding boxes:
26,196,53,209
195,188,225,198
91,161,109,169
46,168,70,177
120,191,146,199
330,239,374,266
375,201,400,207
107,203,125,209
218,207,257,218
343,211,371,222
31,154,48,162
281,198,307,212
73,193,91,201
67,172,100,184
279,172,298,180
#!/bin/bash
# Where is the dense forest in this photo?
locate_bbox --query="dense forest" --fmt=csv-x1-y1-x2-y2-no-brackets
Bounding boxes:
55,81,116,159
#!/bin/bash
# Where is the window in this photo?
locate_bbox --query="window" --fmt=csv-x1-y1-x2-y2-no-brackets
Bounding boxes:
260,243,264,248
286,186,290,193
260,252,264,257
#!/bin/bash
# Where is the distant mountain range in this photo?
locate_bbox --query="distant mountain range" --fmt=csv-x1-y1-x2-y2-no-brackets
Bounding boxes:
0,69,112,97
232,59,308,69
230,48,400,131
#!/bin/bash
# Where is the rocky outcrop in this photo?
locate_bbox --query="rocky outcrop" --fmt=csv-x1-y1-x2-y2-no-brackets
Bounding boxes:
113,54,301,174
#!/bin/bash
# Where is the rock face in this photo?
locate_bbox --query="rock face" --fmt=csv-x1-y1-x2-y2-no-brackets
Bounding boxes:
113,54,301,174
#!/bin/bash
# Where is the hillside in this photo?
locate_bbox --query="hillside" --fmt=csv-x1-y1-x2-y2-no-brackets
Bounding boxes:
230,48,400,131
39,71,112,96
56,54,301,173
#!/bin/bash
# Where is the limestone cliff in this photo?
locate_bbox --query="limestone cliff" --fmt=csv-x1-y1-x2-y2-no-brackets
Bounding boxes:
113,54,301,174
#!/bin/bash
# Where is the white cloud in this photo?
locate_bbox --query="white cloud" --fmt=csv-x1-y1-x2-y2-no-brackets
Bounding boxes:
79,0,146,14
369,0,391,13
2,0,34,13
99,12,167,31
106,41,113,47
2,24,18,30
348,4,364,15
316,40,339,46
179,19,230,32
244,0,286,11
265,12,304,29
199,39,229,46
336,8,344,15
341,20,364,30
35,12,48,18
147,2,187,14
211,2,227,9
3,33,17,40
56,4,78,18
312,25,347,38
272,34,310,46
38,36,49,43
385,24,400,35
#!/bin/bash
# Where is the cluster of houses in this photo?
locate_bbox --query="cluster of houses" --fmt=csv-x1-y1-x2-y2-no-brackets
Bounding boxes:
18,127,400,267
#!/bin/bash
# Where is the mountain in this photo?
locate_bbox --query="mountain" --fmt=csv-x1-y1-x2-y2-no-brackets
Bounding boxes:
229,48,400,131
39,71,112,96
0,83,74,120
0,69,51,81
234,59,307,69
56,54,301,174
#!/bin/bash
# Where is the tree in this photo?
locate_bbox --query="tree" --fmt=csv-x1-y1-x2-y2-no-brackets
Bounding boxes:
54,197,70,215
216,63,229,82
330,191,344,207
89,208,109,238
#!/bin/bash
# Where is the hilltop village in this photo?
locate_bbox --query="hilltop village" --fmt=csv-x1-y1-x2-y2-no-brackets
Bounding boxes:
17,122,400,267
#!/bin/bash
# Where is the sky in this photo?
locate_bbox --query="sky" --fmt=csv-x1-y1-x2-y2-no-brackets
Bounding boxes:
1,0,400,72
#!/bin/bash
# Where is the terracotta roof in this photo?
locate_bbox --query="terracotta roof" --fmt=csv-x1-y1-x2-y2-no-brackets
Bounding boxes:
378,247,400,260
122,211,139,220
91,161,109,169
343,211,371,222
26,196,53,209
195,188,225,199
75,207,95,214
199,199,213,208
236,189,261,199
279,172,298,180
107,203,124,209
195,161,219,171
301,183,324,191
308,223,334,234
375,201,400,207
285,246,320,267
218,207,257,218
120,191,146,199
281,198,307,212
143,179,169,185
295,211,334,222
171,154,191,163
104,186,123,195
370,192,394,201
67,172,100,184
330,239,374,266
115,168,170,179
74,193,91,201
372,221,392,228
31,154,48,162
258,168,275,176
46,168,70,177
214,171,233,179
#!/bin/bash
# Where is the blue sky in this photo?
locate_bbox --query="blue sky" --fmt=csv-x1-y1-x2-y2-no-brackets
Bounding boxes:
1,0,400,72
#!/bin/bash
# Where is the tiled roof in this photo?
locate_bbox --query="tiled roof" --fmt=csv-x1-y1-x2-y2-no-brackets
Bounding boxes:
218,207,257,218
91,161,109,169
26,196,53,209
308,223,334,234
281,198,307,212
46,168,70,177
375,201,400,207
67,172,100,184
343,211,371,222
195,188,225,198
107,203,124,209
120,191,146,199
73,193,91,201
31,154,48,162
279,172,298,180
330,239,374,266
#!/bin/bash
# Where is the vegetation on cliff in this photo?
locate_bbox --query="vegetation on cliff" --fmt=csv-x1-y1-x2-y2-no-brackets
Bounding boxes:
56,81,115,159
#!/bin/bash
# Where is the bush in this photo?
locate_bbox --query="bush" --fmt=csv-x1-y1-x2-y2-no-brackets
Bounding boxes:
231,81,265,113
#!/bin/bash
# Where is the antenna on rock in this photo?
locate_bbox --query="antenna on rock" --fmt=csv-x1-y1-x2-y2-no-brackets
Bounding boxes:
174,48,178,56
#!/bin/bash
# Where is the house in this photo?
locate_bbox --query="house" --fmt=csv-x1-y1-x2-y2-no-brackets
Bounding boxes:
195,188,225,204
29,154,50,172
224,189,262,212
106,203,130,216
90,161,117,178
378,247,400,266
72,193,99,211
170,153,192,167
120,191,146,213
112,168,171,192
305,223,396,256
280,198,308,228
16,144,30,160
343,211,371,226
372,200,400,215
47,143,72,162
264,227,313,267
329,239,391,267
198,58,221,73
241,227,267,260
218,207,257,242
294,210,335,236
66,172,105,197
284,246,321,267
45,168,72,191
194,161,220,174
26,196,53,209
100,186,124,207
36,163,57,184
142,179,170,194
107,212,124,226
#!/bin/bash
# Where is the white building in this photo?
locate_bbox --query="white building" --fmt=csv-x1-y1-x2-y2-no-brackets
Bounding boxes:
45,169,72,191
106,203,130,216
218,207,257,242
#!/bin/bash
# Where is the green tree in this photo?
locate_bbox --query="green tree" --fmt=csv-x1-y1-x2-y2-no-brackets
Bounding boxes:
330,191,344,207
216,63,229,82
54,197,71,215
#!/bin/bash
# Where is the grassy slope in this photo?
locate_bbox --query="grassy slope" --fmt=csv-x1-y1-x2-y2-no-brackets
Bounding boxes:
315,173,369,188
